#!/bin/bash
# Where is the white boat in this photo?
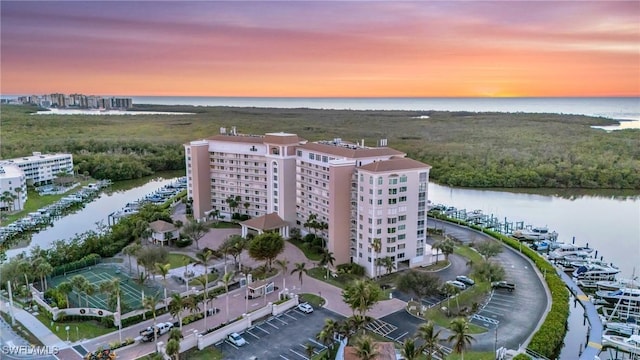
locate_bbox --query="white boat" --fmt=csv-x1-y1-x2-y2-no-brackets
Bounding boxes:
597,278,640,292
573,263,620,288
548,243,594,260
512,226,558,241
601,331,640,355
597,287,640,322
603,320,640,336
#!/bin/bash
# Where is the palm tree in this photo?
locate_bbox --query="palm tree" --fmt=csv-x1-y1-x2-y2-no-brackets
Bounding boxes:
169,293,185,331
371,238,381,278
143,295,161,345
400,338,422,360
275,258,289,291
195,250,214,292
34,258,53,291
304,343,316,358
99,278,121,312
319,249,335,279
316,329,334,349
435,237,455,261
165,338,179,360
342,280,382,317
290,262,308,287
321,318,340,344
57,282,73,309
154,263,171,310
353,335,379,360
382,256,396,275
83,283,96,308
70,275,89,307
13,187,22,210
192,277,214,331
221,271,235,322
447,318,475,360
123,243,142,274
417,321,443,360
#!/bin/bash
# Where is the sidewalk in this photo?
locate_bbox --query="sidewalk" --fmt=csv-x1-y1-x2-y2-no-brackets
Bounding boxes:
0,299,67,349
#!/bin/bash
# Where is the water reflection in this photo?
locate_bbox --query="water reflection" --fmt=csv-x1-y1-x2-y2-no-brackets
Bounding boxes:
5,171,183,259
429,183,640,277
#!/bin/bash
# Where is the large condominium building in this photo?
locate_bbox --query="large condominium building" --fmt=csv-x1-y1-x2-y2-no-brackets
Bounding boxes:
0,164,27,211
185,130,433,276
0,152,73,187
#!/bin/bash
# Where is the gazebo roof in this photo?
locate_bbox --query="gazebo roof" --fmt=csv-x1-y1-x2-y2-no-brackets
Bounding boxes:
240,212,287,231
149,220,177,233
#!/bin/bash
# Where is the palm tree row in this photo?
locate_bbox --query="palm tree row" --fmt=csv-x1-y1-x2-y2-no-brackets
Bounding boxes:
399,319,475,360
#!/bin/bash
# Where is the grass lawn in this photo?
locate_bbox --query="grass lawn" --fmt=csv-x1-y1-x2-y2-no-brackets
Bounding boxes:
288,238,323,261
454,245,485,265
167,253,194,269
445,351,495,360
179,347,224,360
298,293,325,307
36,312,114,341
307,267,392,301
210,221,240,229
420,260,451,271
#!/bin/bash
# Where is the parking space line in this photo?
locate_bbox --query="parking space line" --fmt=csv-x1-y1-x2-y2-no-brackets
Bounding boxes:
225,340,239,350
290,348,309,359
479,308,504,316
266,320,279,329
307,338,327,350
279,355,290,360
274,316,288,325
246,330,260,339
489,298,515,305
284,312,297,320
256,325,270,334
394,331,409,341
485,303,513,310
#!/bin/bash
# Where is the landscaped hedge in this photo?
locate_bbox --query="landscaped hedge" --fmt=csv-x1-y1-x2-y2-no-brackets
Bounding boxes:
433,216,569,359
51,253,101,277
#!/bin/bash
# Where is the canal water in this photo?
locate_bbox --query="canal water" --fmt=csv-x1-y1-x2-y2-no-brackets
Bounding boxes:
5,172,183,259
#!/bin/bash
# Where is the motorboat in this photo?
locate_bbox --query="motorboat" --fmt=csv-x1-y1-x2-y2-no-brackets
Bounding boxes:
603,320,640,336
601,331,640,355
597,278,640,292
573,263,620,288
548,243,594,260
512,226,558,241
597,288,640,306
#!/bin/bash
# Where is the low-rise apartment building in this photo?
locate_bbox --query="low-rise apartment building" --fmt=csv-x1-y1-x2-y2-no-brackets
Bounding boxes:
185,130,433,276
0,164,27,211
0,152,73,187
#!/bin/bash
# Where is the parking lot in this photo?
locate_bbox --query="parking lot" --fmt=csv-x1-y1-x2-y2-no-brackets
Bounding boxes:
470,288,516,329
216,306,343,359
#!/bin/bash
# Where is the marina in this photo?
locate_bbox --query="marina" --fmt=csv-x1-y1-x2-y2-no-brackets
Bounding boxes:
429,200,639,359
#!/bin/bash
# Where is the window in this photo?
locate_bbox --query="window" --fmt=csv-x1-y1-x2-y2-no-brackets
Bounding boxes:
386,247,395,253
398,244,405,250
377,177,383,185
297,150,302,157
419,172,427,181
400,175,407,183
387,227,396,234
376,219,382,225
388,198,397,205
398,234,406,240
397,253,405,259
387,218,397,224
398,224,406,231
398,215,406,221
377,199,383,205
388,189,397,195
399,186,407,192
389,178,398,185
376,229,382,235
399,196,407,202
309,153,315,160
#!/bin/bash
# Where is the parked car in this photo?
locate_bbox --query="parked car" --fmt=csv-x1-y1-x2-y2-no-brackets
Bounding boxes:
227,332,247,347
445,280,467,290
491,280,516,292
456,275,475,286
297,302,314,314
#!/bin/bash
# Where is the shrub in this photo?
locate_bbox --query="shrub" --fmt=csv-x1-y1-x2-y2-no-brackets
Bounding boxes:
336,263,365,276
174,238,193,248
513,354,531,360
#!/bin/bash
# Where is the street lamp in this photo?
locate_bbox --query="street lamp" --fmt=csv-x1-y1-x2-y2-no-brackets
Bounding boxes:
65,326,70,342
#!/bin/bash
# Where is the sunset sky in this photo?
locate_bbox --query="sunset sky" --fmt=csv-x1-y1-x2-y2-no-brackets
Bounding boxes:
1,1,639,97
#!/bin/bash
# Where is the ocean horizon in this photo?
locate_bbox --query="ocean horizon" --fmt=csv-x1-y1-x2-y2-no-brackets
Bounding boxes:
4,95,639,128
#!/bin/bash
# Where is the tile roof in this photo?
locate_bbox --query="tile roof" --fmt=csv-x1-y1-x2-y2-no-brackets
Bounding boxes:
241,212,287,230
149,220,177,233
300,142,404,159
358,157,431,172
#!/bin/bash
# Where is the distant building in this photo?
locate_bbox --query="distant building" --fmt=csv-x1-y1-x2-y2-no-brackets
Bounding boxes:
13,93,133,110
185,129,433,276
0,152,73,187
0,164,27,211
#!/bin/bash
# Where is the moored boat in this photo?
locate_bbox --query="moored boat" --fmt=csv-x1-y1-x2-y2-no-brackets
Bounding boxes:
601,331,640,355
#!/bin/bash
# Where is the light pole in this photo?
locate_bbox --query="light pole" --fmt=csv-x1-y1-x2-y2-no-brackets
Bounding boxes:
65,326,70,342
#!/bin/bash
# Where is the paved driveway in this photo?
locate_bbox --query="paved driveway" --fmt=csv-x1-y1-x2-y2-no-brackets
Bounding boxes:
216,307,343,360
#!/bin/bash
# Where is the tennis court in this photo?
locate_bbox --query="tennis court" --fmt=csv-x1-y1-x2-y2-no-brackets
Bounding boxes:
49,264,163,311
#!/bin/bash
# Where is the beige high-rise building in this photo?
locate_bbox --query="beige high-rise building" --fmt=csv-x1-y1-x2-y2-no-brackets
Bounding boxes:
185,131,433,277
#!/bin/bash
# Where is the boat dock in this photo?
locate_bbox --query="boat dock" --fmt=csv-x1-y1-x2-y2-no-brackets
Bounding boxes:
556,268,604,360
